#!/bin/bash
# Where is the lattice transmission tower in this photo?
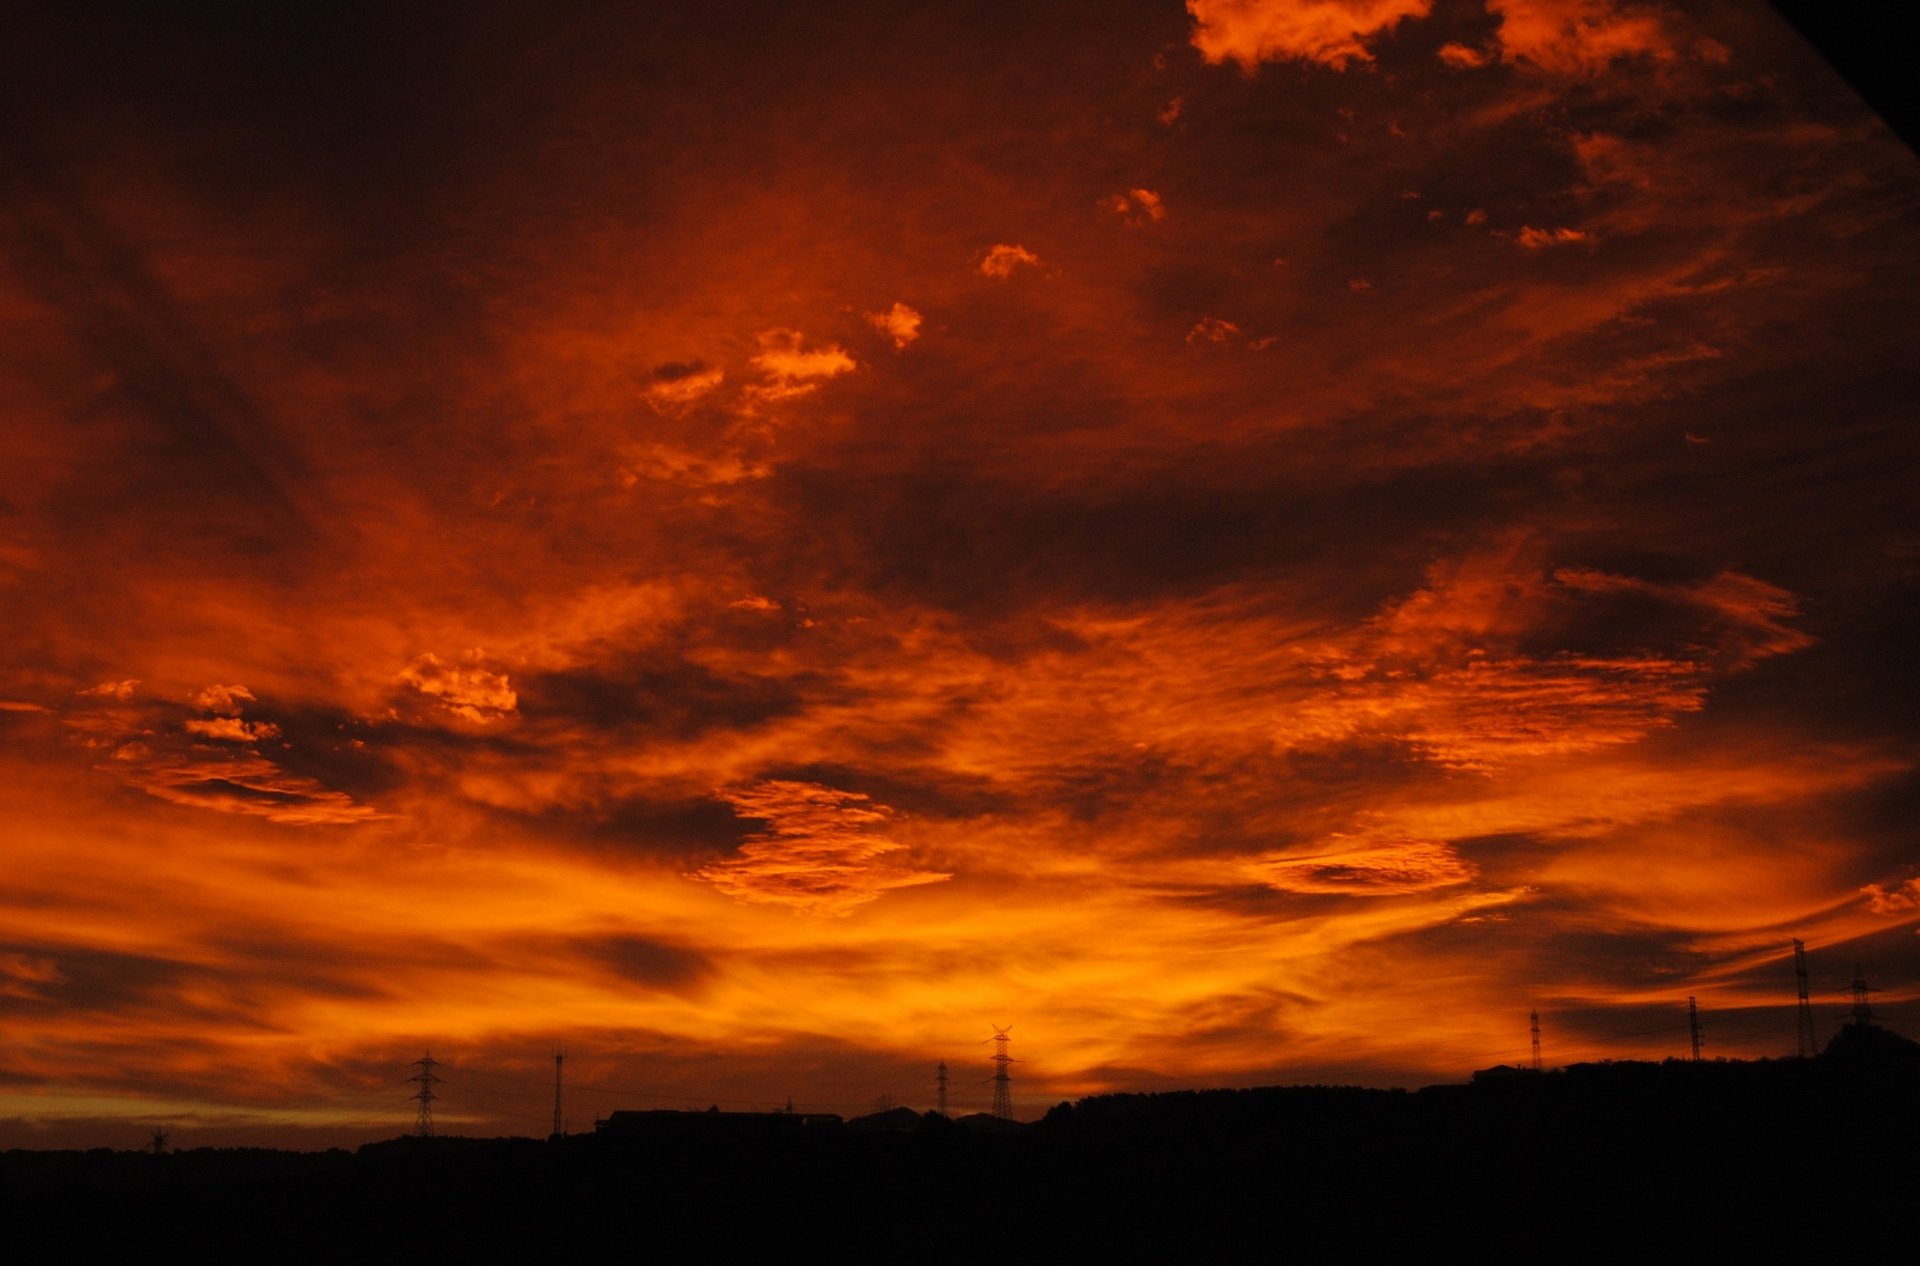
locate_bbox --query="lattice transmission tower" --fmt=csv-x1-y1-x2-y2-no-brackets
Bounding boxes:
986,1026,1016,1119
409,1053,443,1137
1529,1009,1542,1072
936,1060,949,1117
1793,938,1818,1058
1847,965,1879,1027
1687,996,1703,1062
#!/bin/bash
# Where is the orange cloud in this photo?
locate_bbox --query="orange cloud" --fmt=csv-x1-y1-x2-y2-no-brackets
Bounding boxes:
865,301,923,349
1488,0,1681,74
191,683,254,714
1187,316,1241,343
747,328,857,400
642,362,725,412
1187,0,1434,71
398,652,518,722
1438,42,1488,68
1516,225,1591,248
183,716,281,743
1863,879,1920,915
978,243,1041,278
1257,838,1474,895
66,702,383,826
688,781,951,916
1104,188,1166,225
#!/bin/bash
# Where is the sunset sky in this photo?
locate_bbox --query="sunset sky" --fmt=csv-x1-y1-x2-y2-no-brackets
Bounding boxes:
3,0,1916,1147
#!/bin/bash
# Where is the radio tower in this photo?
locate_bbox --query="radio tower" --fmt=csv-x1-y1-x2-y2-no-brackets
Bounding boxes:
1687,996,1703,1062
1847,965,1878,1027
987,1026,1016,1119
552,1052,565,1138
409,1053,443,1137
1793,939,1818,1058
1529,1009,1542,1072
936,1060,949,1117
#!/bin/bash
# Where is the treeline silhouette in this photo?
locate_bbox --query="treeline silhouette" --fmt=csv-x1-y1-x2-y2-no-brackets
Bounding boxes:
6,1025,1915,1258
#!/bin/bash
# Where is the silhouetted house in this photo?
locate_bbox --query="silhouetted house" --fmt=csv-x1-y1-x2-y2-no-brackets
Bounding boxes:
1470,1063,1541,1083
594,1108,842,1140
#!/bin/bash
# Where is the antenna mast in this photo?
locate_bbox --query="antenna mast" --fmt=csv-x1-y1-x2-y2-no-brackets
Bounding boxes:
1529,1009,1542,1073
1793,939,1818,1058
552,1052,565,1138
409,1053,443,1137
1687,996,1703,1062
936,1060,949,1117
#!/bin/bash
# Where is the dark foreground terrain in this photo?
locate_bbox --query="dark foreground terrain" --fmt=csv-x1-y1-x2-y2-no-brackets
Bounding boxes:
7,1026,1917,1260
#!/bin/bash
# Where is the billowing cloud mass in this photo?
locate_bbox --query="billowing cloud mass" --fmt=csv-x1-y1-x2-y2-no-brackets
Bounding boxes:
1188,0,1434,70
1,1,1915,1146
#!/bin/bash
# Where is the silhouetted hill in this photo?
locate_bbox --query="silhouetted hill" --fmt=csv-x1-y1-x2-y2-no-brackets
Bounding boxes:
6,1042,1915,1258
1822,1018,1920,1070
845,1105,925,1132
